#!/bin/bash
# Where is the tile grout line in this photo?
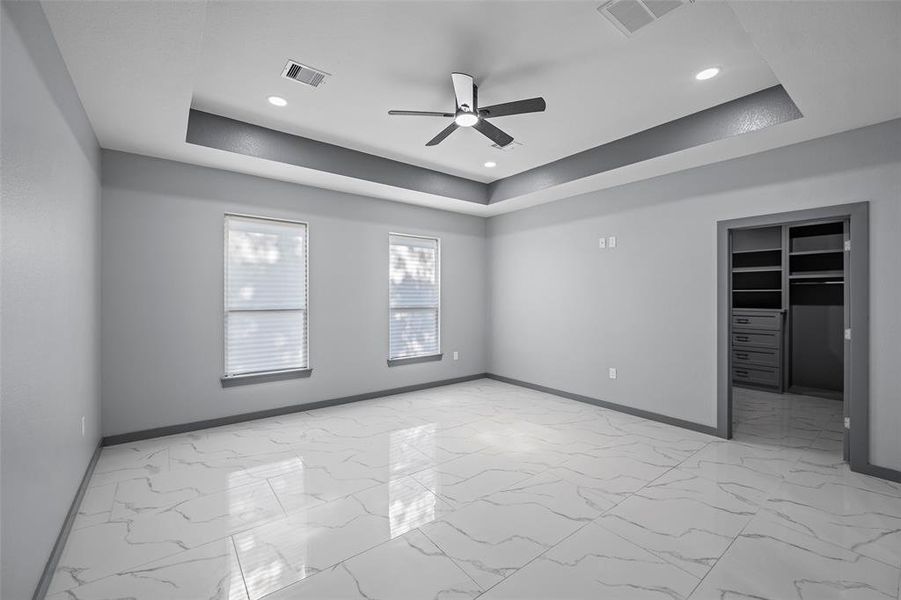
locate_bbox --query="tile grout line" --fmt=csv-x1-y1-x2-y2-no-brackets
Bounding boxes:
265,478,290,519
415,526,485,594
685,400,873,597
585,443,719,584
469,441,713,598
253,526,451,600
684,511,756,599
469,476,649,600
229,535,252,600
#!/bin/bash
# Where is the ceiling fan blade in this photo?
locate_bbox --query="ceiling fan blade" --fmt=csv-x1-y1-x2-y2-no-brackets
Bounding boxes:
479,97,546,118
388,110,455,117
426,122,459,146
451,72,474,111
472,119,514,147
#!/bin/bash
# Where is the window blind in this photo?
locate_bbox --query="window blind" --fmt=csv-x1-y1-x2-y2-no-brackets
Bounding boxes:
389,234,440,360
225,215,308,376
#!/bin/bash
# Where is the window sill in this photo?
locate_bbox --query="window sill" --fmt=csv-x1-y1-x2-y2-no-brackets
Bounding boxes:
387,353,443,367
221,368,312,387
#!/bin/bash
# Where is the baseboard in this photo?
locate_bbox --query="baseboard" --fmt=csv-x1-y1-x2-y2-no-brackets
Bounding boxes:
103,373,489,446
32,442,103,600
485,373,721,437
854,462,901,484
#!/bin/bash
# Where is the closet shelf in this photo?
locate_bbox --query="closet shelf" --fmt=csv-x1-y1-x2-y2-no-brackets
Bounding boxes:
789,270,844,279
789,249,843,256
732,266,782,273
732,247,782,255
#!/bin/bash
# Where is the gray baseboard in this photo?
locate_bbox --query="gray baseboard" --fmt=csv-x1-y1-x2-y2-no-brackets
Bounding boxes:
486,375,901,483
102,371,899,483
33,442,103,600
103,373,488,446
486,373,721,437
855,462,901,484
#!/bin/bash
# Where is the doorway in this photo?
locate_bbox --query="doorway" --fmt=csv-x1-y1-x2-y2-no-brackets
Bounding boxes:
716,202,875,476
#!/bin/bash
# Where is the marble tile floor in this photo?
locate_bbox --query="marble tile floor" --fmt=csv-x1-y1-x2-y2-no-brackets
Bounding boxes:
47,380,900,599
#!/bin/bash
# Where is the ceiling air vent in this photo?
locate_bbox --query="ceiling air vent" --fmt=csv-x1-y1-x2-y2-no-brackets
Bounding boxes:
281,60,329,88
597,0,690,36
491,141,524,152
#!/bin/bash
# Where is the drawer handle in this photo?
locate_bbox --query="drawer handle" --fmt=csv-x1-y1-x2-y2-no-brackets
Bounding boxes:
735,369,749,376
736,318,750,324
736,336,749,342
736,353,749,359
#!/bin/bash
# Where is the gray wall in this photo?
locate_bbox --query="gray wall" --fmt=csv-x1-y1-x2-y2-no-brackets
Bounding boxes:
0,2,102,599
100,151,488,436
488,119,901,472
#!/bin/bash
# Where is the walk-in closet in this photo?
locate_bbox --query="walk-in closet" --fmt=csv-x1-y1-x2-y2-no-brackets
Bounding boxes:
729,218,849,458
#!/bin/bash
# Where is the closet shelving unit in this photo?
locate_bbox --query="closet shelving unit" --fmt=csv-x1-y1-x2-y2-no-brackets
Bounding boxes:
730,227,785,391
786,221,846,399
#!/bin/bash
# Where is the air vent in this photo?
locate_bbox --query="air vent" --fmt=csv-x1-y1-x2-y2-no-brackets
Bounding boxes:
281,60,329,87
491,141,524,152
597,0,690,36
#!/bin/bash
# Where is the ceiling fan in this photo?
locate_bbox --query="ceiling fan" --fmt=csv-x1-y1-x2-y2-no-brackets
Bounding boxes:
388,73,546,147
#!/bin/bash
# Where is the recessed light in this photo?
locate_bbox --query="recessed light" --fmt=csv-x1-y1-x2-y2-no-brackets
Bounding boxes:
484,161,497,168
268,96,288,107
695,67,720,81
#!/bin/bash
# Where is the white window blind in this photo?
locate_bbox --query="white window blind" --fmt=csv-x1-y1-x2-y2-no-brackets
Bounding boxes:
225,215,308,377
389,234,440,360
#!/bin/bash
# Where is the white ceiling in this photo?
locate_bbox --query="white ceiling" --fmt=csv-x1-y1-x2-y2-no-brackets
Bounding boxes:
191,1,776,182
42,0,901,216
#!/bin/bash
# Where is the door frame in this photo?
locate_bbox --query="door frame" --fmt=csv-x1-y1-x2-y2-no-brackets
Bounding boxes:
716,202,877,476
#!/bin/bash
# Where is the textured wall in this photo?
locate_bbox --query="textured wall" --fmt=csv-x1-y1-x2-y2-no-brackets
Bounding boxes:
488,119,901,471
0,2,102,598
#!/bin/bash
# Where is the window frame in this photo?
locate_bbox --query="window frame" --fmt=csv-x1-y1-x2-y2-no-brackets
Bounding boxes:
387,232,442,365
221,213,311,384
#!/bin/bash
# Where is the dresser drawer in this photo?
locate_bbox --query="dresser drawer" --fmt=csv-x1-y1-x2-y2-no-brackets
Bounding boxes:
733,347,779,368
732,365,779,387
732,311,782,331
732,330,779,349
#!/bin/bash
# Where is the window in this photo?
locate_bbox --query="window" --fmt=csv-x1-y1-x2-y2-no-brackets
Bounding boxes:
224,215,308,378
389,234,440,361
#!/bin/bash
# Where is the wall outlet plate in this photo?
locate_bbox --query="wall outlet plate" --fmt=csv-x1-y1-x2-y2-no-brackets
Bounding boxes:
608,367,617,379
599,237,607,249
453,351,459,361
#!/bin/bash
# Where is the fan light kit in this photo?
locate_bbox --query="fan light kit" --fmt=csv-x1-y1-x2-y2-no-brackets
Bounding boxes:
268,96,288,107
388,73,546,147
455,112,479,127
695,67,720,81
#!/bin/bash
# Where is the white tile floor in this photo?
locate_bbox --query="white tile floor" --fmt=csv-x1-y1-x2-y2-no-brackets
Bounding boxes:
48,380,901,599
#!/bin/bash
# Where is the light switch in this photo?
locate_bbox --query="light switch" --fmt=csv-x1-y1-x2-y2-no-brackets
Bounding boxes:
608,368,617,380
598,237,607,249
453,351,459,361
608,236,617,248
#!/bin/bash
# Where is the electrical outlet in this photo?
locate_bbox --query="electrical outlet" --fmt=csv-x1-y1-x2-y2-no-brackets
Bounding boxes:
608,236,617,248
81,416,86,437
453,351,459,361
608,368,617,380
598,237,607,249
